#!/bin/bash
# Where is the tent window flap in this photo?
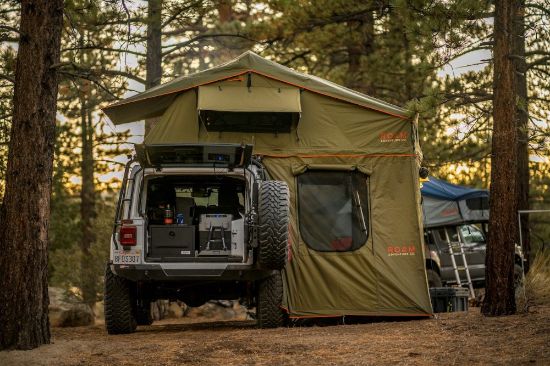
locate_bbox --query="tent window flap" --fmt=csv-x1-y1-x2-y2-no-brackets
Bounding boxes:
197,85,301,113
298,171,369,252
198,85,300,134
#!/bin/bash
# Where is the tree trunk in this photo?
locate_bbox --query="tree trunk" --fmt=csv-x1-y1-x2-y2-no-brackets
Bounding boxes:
0,0,63,350
514,0,530,271
217,0,234,23
145,0,163,135
80,88,97,308
345,12,374,95
482,0,520,316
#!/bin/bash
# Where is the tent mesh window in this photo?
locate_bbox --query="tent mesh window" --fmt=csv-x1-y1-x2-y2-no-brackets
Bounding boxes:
465,197,489,210
297,170,369,252
200,111,297,133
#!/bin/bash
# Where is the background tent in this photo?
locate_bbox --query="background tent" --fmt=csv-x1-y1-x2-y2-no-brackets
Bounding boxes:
421,176,489,228
104,51,433,318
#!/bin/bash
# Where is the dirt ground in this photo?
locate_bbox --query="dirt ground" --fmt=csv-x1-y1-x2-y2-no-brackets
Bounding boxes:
1,306,549,366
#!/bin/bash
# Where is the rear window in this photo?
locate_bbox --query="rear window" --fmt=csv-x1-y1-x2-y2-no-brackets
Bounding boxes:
459,224,485,244
297,171,369,252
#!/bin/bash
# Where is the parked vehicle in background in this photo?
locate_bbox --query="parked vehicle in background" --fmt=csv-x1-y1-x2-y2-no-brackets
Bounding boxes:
423,223,524,288
421,177,525,288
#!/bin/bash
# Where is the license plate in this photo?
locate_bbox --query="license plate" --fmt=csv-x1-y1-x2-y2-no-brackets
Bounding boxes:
113,250,141,265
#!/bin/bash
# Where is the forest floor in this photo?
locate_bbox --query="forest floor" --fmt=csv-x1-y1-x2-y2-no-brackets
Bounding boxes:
1,306,549,366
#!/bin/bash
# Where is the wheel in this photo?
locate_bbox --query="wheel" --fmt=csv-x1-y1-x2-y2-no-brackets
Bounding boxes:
257,180,290,270
426,269,442,288
104,264,137,334
135,300,153,326
256,270,284,328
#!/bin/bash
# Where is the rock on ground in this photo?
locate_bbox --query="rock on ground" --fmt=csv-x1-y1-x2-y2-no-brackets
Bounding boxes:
186,300,249,321
48,287,94,327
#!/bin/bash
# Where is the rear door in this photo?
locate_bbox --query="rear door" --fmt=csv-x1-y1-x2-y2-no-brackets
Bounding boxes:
432,228,455,283
135,143,253,168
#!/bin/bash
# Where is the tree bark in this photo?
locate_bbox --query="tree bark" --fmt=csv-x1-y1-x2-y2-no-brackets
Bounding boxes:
345,12,374,95
0,0,63,350
514,0,530,270
482,0,520,316
80,87,97,308
217,0,234,23
145,0,163,135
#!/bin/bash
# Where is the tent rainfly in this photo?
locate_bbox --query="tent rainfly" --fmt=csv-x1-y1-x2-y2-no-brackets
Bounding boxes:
104,51,433,318
421,176,489,228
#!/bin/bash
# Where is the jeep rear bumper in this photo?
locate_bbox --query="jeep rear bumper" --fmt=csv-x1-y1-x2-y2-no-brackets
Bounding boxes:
111,262,273,282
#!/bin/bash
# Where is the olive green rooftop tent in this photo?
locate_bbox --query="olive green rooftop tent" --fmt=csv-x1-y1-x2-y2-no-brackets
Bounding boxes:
104,51,433,318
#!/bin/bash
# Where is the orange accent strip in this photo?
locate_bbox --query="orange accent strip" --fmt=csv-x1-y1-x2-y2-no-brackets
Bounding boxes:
103,69,408,119
280,306,432,319
249,69,408,119
260,153,416,159
103,70,251,110
288,312,432,319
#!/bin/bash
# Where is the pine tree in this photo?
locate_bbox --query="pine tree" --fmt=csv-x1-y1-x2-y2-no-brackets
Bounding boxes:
55,0,132,307
482,0,521,316
0,0,64,350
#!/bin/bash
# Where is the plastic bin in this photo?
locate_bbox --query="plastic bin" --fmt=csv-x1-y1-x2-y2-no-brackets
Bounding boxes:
429,287,469,313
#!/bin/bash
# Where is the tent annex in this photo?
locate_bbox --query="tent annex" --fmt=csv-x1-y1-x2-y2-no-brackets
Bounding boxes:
104,51,433,318
421,176,489,228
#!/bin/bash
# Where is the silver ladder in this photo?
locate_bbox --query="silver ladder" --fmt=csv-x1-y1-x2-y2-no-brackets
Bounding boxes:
443,228,476,299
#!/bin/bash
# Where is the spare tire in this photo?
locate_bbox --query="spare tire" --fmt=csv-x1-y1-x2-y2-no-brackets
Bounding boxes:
257,180,290,270
257,270,284,328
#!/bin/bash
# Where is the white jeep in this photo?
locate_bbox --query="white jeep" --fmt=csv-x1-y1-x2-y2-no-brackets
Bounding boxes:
104,143,289,334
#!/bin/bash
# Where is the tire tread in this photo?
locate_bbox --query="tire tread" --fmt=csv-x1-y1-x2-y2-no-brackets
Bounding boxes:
104,264,137,334
258,181,289,270
257,271,284,328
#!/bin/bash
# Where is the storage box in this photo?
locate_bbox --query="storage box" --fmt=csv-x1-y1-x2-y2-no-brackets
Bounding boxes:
198,214,232,253
429,287,469,313
149,225,195,260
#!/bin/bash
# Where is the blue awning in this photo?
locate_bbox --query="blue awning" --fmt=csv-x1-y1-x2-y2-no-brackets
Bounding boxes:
421,176,489,227
421,176,488,201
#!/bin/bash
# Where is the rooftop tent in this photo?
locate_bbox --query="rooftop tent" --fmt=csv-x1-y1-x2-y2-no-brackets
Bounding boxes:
104,51,433,318
103,51,406,126
421,176,489,228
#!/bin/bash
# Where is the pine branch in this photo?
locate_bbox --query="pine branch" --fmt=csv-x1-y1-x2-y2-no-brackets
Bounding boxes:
162,26,203,37
53,61,146,85
527,55,550,69
161,0,204,28
161,33,258,56
0,25,20,34
0,74,14,84
444,92,493,106
92,17,143,26
61,45,146,57
0,35,19,43
59,69,122,101
530,66,550,78
525,3,550,15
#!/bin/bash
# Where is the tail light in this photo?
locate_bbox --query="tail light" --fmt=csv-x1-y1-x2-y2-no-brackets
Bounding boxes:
120,226,137,246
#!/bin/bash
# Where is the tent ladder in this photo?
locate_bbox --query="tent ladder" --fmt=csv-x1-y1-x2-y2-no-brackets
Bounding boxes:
443,228,476,300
